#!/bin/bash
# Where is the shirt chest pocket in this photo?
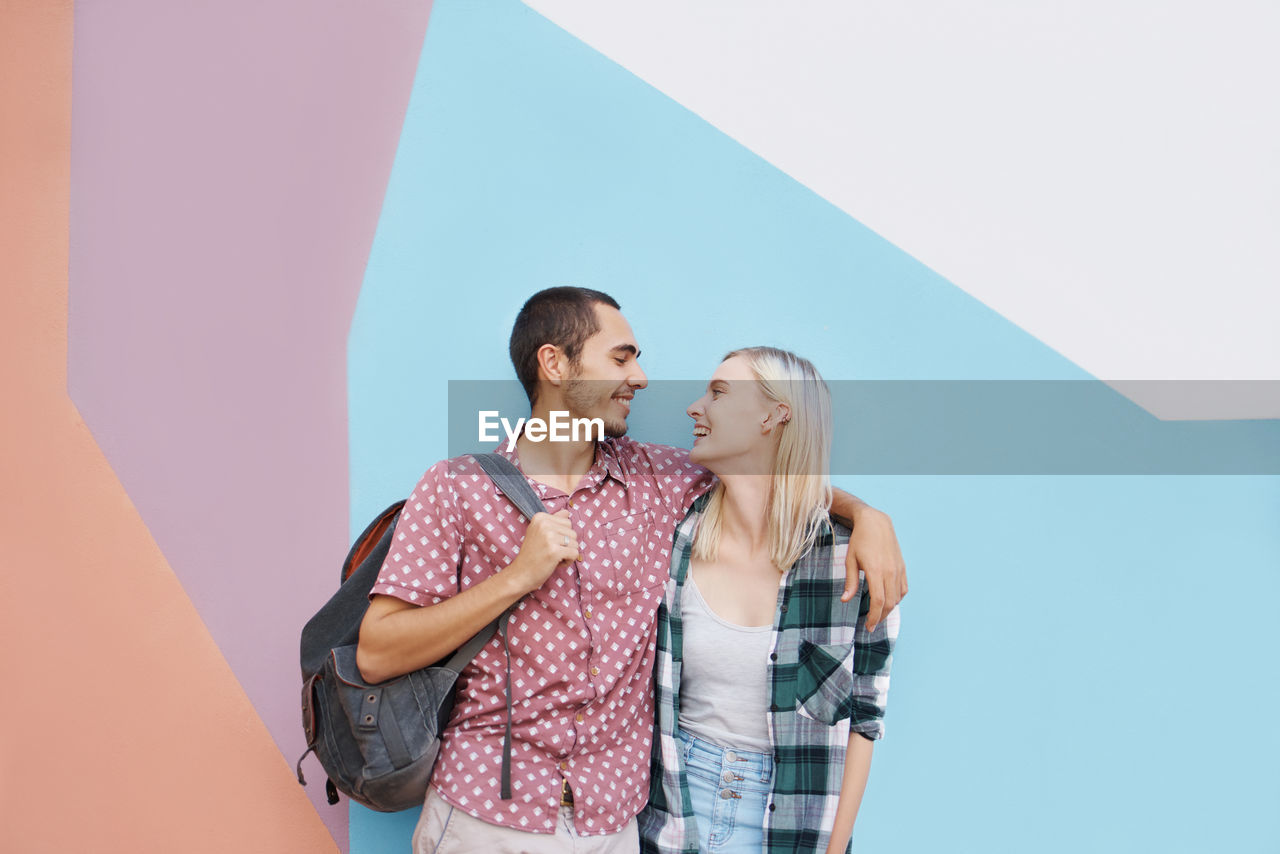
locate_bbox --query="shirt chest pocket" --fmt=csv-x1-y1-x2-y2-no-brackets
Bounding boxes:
599,510,657,597
794,639,856,725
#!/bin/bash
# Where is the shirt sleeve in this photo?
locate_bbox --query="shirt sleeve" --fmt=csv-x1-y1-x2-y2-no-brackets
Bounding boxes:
848,587,900,741
628,441,716,516
369,459,463,606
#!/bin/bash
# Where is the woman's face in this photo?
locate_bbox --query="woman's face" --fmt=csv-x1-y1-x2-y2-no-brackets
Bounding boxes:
686,356,788,475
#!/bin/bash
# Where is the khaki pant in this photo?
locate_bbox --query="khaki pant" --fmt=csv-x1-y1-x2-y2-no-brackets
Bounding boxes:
413,787,640,854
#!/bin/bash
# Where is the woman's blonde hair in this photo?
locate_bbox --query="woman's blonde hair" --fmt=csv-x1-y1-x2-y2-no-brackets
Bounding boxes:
691,346,833,570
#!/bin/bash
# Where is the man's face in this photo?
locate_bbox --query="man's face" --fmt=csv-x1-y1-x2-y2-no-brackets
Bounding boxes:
561,304,648,437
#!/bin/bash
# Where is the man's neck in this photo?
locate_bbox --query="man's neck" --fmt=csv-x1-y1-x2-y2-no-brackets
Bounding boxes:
515,403,598,495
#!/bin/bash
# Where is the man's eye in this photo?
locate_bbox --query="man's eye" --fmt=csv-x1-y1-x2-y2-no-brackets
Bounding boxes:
615,358,627,366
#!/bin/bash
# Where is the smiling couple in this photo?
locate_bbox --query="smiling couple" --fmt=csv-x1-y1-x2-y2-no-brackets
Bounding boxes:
356,287,905,854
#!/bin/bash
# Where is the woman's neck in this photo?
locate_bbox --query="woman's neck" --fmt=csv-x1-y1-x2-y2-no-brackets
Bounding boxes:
716,474,772,558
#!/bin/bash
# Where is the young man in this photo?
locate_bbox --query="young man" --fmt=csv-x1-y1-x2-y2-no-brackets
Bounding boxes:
357,287,906,853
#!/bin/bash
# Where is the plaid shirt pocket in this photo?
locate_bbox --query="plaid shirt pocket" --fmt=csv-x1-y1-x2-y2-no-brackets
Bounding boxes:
794,639,855,725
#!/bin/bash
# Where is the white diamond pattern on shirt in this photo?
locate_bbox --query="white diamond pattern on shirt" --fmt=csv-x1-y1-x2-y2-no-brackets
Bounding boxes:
370,438,713,835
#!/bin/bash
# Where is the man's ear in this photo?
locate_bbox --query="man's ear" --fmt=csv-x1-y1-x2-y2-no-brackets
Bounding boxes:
536,343,568,387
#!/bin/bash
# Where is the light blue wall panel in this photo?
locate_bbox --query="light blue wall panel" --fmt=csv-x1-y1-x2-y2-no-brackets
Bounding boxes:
349,2,1279,850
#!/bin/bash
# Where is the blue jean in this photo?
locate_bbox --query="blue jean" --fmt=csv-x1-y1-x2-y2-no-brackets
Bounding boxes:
678,731,773,853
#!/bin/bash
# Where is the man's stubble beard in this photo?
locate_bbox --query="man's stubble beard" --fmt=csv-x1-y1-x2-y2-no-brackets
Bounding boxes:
563,375,629,438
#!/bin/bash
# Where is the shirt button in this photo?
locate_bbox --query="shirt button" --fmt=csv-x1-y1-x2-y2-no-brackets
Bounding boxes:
584,608,592,619
780,604,788,614
769,653,777,661
590,666,600,677
575,713,584,724
559,761,568,771
769,803,776,812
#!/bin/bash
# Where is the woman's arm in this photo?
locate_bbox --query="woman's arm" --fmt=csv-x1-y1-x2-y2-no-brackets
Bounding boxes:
822,528,901,854
824,733,875,854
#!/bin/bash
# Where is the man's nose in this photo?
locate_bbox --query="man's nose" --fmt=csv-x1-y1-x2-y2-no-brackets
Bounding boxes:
628,363,648,390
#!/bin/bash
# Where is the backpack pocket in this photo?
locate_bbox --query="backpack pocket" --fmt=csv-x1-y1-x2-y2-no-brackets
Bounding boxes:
308,644,459,812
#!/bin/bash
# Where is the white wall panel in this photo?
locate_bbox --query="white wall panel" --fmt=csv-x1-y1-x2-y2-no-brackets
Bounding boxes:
525,0,1280,418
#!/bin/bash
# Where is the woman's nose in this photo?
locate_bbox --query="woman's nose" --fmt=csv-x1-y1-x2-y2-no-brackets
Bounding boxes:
686,397,704,419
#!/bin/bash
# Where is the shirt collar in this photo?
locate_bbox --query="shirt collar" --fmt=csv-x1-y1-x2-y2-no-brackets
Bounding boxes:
495,438,628,492
595,438,628,487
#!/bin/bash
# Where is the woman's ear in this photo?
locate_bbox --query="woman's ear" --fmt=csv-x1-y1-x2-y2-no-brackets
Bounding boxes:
763,402,791,433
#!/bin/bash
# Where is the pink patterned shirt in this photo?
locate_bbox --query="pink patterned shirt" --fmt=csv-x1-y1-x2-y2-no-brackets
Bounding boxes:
370,438,713,835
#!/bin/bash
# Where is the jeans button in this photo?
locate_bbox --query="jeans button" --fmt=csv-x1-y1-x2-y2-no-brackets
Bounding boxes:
722,771,734,783
720,788,735,800
725,750,738,762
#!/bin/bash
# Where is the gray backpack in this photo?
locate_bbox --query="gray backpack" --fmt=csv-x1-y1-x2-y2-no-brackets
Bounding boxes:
296,454,543,811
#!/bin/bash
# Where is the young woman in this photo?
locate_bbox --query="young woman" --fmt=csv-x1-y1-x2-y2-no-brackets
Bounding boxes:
639,347,899,854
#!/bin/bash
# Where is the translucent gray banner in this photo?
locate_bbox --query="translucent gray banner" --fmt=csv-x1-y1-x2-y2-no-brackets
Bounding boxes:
445,380,1280,474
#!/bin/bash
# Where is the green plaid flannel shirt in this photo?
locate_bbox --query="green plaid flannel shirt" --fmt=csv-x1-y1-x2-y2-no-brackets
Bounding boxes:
639,494,899,854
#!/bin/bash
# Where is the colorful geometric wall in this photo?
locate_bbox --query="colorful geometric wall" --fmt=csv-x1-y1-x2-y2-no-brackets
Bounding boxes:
2,1,1276,852
0,1,339,850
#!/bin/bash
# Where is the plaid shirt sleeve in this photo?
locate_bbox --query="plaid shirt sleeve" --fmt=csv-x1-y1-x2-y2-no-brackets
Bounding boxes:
766,524,899,853
848,566,899,741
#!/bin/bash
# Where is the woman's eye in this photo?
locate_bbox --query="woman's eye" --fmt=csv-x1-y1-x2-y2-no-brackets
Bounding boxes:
711,389,723,398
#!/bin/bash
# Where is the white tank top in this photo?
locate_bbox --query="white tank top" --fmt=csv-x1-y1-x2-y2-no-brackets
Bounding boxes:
678,573,773,753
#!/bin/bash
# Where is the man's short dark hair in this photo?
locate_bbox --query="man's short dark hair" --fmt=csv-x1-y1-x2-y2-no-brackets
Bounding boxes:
510,286,621,405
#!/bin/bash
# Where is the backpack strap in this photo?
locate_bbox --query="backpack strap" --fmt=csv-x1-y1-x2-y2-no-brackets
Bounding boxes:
473,452,546,520
470,453,548,800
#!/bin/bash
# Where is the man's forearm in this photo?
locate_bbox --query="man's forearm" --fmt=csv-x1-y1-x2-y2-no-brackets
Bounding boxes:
830,488,869,528
356,571,526,684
